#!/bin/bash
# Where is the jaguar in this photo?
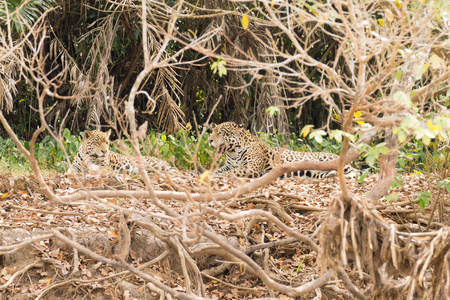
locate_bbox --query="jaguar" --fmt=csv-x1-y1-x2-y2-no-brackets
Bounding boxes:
69,129,173,174
208,122,358,178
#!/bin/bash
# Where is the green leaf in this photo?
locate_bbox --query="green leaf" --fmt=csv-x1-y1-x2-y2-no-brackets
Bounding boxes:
315,130,326,136
398,130,407,143
393,91,412,108
414,127,436,142
429,54,443,69
419,198,426,209
378,146,390,155
314,135,323,144
341,132,356,143
266,106,280,117
416,191,431,210
0,0,57,33
414,64,429,81
64,128,71,140
330,130,342,143
308,130,326,144
385,195,399,202
357,169,370,184
391,176,403,188
436,181,445,188
395,69,402,81
366,155,375,167
211,58,227,77
401,115,420,129
218,62,227,77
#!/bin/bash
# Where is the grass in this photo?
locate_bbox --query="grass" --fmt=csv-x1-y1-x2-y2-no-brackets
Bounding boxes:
0,128,448,176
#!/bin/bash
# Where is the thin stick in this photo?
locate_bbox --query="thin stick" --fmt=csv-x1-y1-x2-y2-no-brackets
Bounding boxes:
51,229,207,300
0,261,44,289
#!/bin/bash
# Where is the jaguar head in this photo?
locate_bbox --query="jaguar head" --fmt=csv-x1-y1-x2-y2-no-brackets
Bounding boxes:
208,122,245,154
84,129,111,158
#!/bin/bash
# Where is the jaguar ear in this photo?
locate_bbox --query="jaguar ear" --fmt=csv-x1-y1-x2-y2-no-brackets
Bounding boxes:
84,130,92,139
238,124,245,129
105,129,111,139
211,123,216,129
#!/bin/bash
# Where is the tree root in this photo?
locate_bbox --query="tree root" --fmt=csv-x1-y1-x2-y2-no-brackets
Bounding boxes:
318,193,450,299
0,261,44,290
241,198,294,223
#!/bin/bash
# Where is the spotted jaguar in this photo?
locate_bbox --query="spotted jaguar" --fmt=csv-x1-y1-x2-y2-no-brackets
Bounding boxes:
69,129,173,174
208,122,358,178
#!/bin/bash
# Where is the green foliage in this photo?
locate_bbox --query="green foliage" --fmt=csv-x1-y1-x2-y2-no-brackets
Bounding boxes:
140,128,214,171
357,169,370,184
294,255,306,273
266,106,280,117
34,129,82,172
300,134,343,154
385,195,399,202
308,130,327,144
0,129,81,173
436,179,450,193
415,191,431,210
1,125,447,177
394,113,450,146
256,130,343,155
358,143,390,167
396,139,450,173
391,175,404,189
257,131,290,148
0,0,57,33
0,136,29,171
210,56,227,77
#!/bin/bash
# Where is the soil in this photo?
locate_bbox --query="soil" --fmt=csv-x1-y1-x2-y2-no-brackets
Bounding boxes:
0,172,447,299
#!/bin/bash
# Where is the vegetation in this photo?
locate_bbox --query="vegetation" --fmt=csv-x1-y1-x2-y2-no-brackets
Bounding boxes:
0,0,449,299
4,0,447,138
0,127,448,180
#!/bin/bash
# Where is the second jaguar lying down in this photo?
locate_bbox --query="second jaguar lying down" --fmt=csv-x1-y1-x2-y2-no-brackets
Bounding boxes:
208,122,358,178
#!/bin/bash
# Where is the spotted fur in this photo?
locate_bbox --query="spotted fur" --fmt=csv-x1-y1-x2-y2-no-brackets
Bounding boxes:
208,122,357,178
70,130,172,174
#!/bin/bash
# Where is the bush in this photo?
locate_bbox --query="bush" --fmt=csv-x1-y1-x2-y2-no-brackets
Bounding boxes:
1,127,447,175
0,136,29,172
0,129,81,173
140,127,214,171
396,139,450,174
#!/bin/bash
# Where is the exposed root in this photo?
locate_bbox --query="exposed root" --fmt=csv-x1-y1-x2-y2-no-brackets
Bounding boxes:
239,197,294,223
318,193,450,299
118,212,132,261
0,261,44,290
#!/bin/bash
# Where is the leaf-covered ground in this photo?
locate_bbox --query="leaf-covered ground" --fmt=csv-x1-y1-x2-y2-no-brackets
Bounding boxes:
0,171,447,299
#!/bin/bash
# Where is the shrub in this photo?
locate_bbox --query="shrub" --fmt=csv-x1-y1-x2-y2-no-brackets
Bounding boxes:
1,127,447,176
140,127,214,171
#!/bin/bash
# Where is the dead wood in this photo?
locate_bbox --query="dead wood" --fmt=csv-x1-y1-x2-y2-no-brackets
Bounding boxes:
117,212,131,261
240,197,294,223
51,229,207,300
318,193,450,299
